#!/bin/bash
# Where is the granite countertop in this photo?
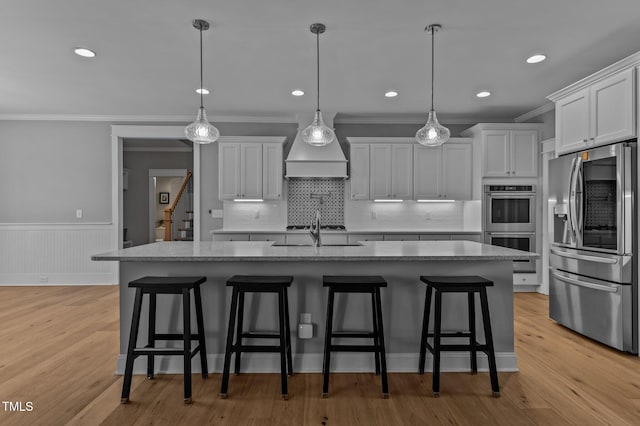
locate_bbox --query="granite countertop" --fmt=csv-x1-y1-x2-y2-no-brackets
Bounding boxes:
92,240,536,262
211,229,483,234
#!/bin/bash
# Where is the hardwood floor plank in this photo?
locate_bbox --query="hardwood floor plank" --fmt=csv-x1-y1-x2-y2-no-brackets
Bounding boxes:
0,288,640,425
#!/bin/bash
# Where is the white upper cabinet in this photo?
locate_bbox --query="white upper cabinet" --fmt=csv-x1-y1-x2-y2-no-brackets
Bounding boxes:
370,144,413,200
461,125,541,178
414,143,472,200
349,144,370,200
551,67,636,155
218,137,285,201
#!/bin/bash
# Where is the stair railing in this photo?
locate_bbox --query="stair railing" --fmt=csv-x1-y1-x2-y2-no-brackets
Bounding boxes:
163,171,193,241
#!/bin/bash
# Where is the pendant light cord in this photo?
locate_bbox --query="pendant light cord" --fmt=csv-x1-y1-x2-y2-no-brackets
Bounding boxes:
199,27,204,109
316,31,320,112
430,26,435,112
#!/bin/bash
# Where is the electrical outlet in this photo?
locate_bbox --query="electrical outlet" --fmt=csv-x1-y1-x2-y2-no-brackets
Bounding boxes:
254,210,260,219
39,275,48,283
300,313,311,324
425,211,431,220
371,210,376,220
75,209,83,219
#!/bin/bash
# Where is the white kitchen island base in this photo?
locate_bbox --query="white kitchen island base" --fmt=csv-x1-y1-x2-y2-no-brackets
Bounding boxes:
92,241,536,375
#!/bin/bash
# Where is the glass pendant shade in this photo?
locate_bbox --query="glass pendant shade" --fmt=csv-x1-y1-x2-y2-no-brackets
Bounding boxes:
185,107,220,144
415,110,450,147
302,110,335,146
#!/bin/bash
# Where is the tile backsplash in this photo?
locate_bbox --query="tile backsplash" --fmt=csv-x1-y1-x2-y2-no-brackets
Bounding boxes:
287,179,344,226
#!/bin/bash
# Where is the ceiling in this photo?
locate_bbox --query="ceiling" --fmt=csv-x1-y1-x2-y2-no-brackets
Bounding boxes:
3,0,640,123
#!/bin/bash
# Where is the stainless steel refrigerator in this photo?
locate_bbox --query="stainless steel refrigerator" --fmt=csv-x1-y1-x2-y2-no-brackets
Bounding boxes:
549,141,637,353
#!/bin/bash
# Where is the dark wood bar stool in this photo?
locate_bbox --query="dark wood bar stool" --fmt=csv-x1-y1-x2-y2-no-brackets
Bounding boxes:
418,275,500,397
322,275,389,398
220,275,293,400
121,276,208,404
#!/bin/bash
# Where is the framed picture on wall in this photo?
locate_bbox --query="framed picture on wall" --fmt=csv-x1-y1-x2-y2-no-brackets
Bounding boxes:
159,192,170,204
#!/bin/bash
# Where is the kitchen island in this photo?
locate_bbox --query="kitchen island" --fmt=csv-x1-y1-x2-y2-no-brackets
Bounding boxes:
92,240,537,375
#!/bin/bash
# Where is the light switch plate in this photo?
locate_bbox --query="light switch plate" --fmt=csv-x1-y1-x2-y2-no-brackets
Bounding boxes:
75,209,83,219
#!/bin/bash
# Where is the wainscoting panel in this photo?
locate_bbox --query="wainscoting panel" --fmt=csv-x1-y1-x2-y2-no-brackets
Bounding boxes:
0,224,118,285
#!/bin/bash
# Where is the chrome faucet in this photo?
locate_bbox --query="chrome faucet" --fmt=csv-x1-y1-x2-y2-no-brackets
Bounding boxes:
309,209,321,247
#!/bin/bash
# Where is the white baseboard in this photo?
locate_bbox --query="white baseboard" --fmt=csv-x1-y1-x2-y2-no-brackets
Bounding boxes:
116,352,518,375
0,273,116,286
513,285,539,293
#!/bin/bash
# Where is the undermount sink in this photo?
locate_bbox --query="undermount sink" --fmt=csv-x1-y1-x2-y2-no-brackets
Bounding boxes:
271,242,362,247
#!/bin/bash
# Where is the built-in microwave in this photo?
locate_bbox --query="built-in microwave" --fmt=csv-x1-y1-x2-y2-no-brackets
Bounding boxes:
484,185,536,233
484,232,536,272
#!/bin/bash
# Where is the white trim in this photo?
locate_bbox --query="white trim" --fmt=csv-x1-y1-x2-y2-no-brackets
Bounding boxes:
334,114,512,125
514,102,555,123
0,223,112,228
116,352,518,375
0,274,117,286
460,122,545,137
217,136,287,144
547,50,640,101
123,147,193,153
346,137,472,145
0,114,296,123
193,143,201,243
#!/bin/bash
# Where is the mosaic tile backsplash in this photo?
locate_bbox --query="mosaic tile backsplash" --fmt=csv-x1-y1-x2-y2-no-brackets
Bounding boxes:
287,179,344,226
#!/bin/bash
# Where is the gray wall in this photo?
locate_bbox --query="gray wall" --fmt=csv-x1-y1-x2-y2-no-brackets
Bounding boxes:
521,108,555,140
0,121,111,223
123,150,193,246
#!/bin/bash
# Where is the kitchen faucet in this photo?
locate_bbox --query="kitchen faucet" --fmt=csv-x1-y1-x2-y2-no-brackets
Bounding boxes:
309,192,329,247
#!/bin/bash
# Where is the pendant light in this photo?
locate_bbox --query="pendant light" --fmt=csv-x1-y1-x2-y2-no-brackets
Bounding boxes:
185,19,220,144
415,24,450,147
302,23,335,146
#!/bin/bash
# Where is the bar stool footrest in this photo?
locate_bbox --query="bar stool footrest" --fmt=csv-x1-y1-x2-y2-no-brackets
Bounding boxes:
331,331,375,338
330,344,379,352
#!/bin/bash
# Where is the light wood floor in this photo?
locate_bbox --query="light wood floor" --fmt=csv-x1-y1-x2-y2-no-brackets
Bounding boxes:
1,286,639,425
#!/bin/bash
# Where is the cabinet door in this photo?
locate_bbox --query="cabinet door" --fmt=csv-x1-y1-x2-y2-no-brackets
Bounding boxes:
219,143,241,200
250,233,285,244
591,68,636,146
450,233,482,243
262,143,283,200
555,88,589,155
240,144,263,199
370,144,392,199
383,234,419,241
442,144,472,200
483,131,511,177
511,130,538,177
350,144,370,200
413,145,442,199
391,144,413,199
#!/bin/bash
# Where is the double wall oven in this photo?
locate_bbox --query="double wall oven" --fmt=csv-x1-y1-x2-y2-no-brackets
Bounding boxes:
549,141,637,353
484,185,536,273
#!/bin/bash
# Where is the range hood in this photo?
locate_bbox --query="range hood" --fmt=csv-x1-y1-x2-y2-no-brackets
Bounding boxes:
285,113,348,178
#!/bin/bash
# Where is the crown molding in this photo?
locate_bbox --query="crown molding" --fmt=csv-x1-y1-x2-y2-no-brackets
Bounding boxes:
218,136,287,144
547,50,640,102
0,113,297,123
334,113,513,125
513,102,555,123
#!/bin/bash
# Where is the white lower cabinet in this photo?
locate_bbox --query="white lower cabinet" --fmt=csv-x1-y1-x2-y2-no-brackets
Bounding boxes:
348,234,384,244
213,233,250,242
419,234,450,241
383,234,419,241
450,233,483,243
250,234,286,244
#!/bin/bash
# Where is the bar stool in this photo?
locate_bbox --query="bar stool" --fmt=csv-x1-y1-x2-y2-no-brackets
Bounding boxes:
220,275,293,400
418,275,500,397
322,275,389,398
121,276,208,404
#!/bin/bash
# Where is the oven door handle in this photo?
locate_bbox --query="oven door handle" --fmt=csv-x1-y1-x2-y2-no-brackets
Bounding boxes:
486,232,535,236
551,270,619,293
550,248,618,264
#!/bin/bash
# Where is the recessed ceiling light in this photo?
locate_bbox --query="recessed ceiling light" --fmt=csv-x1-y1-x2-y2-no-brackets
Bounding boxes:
476,91,491,98
526,54,546,64
291,89,304,96
196,88,210,95
74,47,96,58
385,90,398,98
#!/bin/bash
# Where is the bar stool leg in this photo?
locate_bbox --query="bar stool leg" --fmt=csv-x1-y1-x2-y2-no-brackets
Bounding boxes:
147,292,156,379
277,288,288,399
374,287,389,398
322,288,335,397
220,287,239,398
234,291,245,375
121,288,144,404
371,291,381,375
283,287,293,376
418,285,433,375
468,292,477,375
182,289,192,404
432,289,442,397
480,288,500,397
194,286,208,379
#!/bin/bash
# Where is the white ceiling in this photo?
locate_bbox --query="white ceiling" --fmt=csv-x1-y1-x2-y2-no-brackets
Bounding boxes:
3,0,640,122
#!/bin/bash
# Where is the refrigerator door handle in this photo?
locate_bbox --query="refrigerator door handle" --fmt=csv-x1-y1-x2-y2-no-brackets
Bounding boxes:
567,157,578,242
550,248,619,264
551,270,619,293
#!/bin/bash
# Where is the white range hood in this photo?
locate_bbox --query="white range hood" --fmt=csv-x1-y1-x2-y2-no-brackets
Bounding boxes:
285,112,348,178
